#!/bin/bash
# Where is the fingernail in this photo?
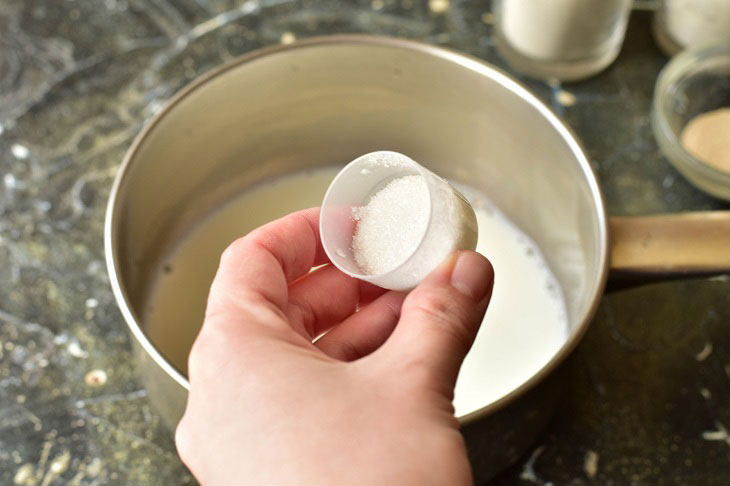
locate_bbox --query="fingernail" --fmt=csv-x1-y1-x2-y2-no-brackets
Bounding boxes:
450,251,493,301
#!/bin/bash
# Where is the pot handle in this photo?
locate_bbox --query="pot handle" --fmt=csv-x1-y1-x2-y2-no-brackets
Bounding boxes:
607,211,730,291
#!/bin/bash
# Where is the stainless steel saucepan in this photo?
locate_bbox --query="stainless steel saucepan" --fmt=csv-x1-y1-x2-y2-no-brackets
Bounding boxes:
105,36,730,482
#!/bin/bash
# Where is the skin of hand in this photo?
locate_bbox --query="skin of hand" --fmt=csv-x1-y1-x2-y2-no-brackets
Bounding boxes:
175,208,494,485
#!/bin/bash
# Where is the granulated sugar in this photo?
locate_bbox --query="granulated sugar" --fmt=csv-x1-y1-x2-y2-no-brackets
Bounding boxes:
320,150,477,290
352,175,430,275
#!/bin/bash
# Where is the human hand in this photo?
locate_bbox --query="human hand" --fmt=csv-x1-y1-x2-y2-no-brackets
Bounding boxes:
175,208,494,485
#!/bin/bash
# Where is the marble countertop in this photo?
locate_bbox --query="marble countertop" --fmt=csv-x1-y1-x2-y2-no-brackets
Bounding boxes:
1,1,728,484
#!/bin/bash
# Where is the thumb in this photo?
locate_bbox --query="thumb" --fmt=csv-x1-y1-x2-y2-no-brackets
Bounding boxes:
381,251,494,391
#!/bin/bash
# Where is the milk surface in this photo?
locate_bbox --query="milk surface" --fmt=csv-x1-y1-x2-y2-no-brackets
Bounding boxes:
144,167,569,417
452,185,568,416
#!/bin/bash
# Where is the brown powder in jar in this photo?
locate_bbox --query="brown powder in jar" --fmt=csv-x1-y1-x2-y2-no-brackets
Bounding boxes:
680,108,730,174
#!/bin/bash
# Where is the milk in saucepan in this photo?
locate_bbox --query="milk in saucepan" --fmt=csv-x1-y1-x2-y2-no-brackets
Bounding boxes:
452,184,568,416
144,167,569,417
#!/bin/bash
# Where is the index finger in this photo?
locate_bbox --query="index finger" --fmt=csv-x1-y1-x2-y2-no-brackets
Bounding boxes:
206,207,330,317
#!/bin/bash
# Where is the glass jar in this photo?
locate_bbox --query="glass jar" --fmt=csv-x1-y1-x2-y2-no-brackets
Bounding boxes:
651,43,730,201
653,0,730,56
494,0,633,81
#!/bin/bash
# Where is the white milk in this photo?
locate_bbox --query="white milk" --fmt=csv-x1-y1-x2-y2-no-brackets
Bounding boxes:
144,167,569,417
452,185,568,416
662,0,730,50
500,0,632,61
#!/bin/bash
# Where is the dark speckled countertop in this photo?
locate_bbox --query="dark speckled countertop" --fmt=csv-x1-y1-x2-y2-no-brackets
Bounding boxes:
1,1,729,484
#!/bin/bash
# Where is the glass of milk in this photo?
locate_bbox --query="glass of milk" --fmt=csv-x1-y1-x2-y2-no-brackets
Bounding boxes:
494,0,633,81
652,0,730,56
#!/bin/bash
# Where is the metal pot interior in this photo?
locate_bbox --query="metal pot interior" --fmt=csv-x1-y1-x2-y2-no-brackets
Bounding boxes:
106,36,608,425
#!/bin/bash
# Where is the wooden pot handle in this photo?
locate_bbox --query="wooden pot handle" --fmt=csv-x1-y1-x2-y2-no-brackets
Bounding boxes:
608,211,730,291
